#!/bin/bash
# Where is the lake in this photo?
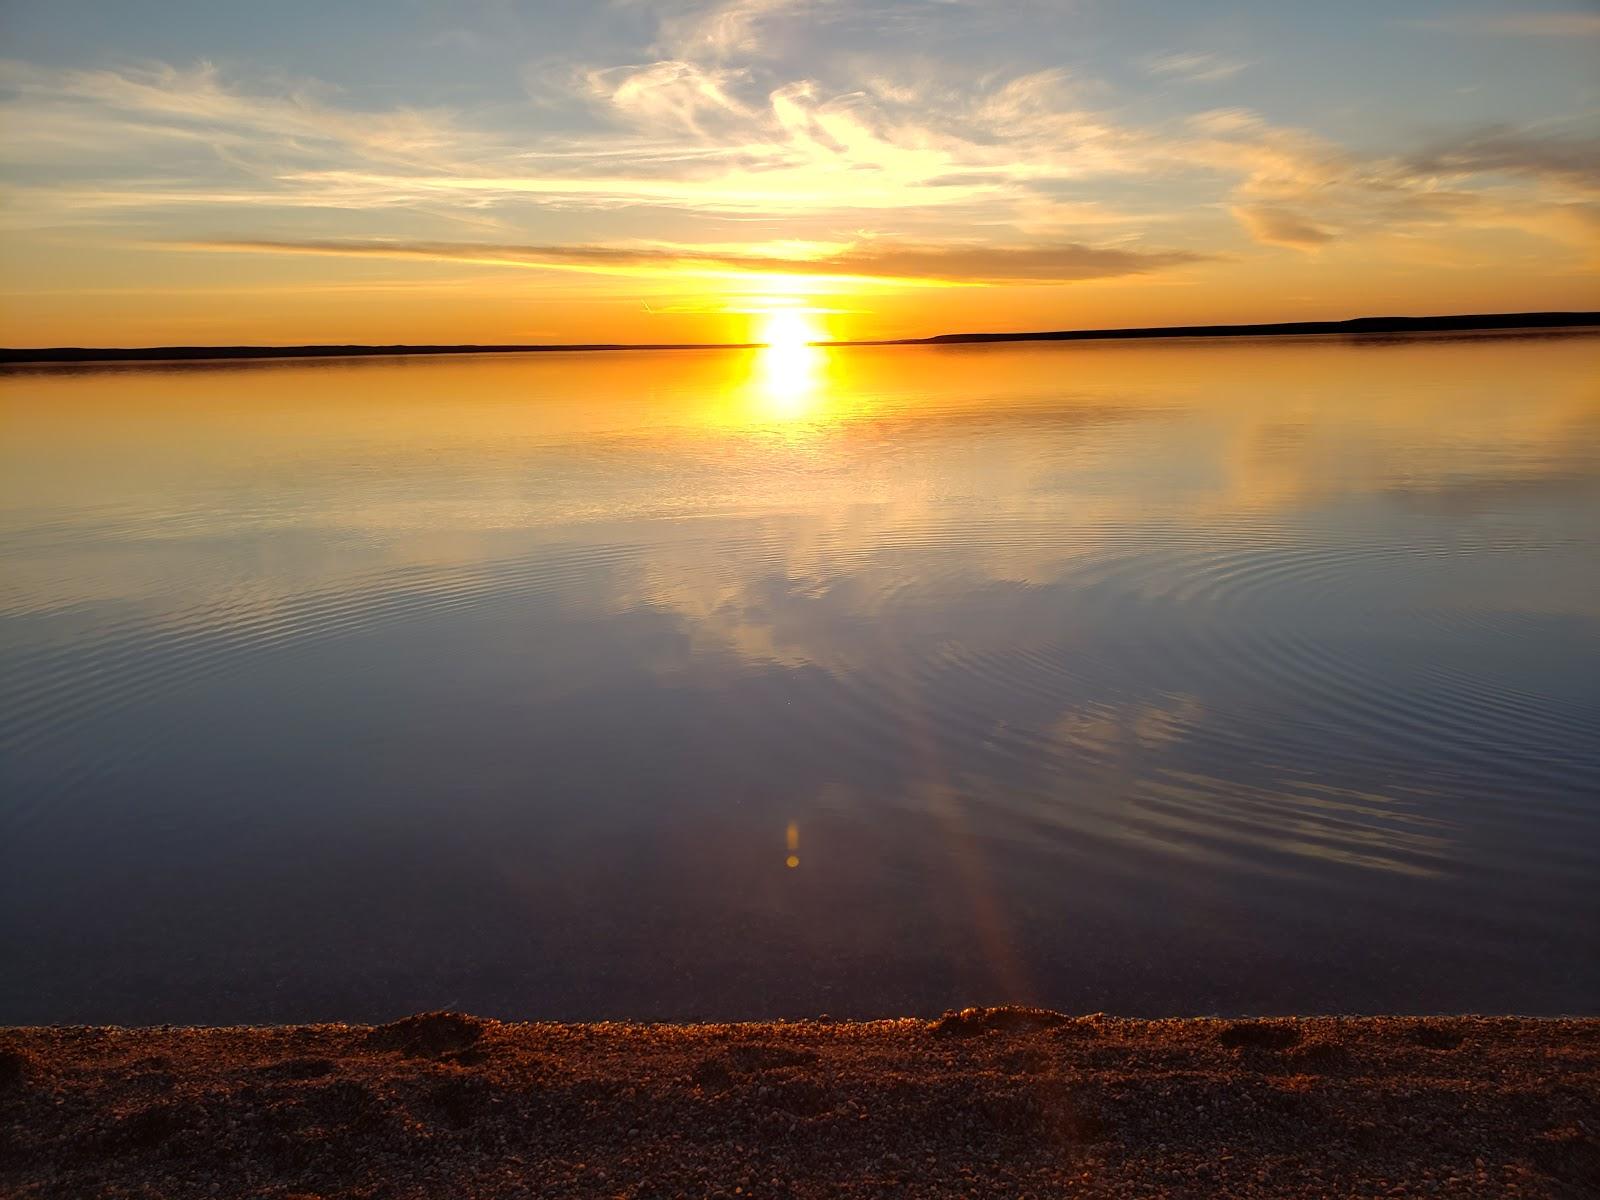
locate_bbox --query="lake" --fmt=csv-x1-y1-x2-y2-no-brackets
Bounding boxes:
2,333,1597,1023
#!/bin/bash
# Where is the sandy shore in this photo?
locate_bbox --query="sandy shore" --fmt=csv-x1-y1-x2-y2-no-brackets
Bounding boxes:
2,1009,1596,1198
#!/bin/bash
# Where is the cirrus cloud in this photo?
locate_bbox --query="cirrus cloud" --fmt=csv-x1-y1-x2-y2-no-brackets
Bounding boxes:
1402,12,1600,37
176,235,1213,285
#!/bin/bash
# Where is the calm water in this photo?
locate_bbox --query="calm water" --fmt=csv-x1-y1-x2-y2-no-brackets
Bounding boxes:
2,334,1597,1023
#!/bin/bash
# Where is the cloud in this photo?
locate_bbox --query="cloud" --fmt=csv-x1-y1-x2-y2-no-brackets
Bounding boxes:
1230,206,1335,249
1404,13,1600,37
1144,52,1249,84
827,240,1210,282
651,0,820,60
0,59,465,167
0,52,1161,226
1404,129,1600,192
3,37,1595,274
1186,115,1599,254
585,59,753,133
178,236,1210,285
645,0,972,64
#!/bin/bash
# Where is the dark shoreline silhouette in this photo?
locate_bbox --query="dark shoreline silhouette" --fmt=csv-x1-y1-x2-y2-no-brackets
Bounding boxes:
3,311,1595,364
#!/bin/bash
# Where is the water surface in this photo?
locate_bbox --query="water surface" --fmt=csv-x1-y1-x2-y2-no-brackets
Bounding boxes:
2,334,1597,1022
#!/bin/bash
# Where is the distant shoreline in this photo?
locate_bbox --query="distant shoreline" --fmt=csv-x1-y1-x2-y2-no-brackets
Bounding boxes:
3,311,1596,364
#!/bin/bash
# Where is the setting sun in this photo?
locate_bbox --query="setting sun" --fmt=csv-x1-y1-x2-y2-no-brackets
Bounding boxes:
757,307,823,350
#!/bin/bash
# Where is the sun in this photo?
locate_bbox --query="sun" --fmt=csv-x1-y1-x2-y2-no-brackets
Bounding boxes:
757,307,821,350
750,307,826,419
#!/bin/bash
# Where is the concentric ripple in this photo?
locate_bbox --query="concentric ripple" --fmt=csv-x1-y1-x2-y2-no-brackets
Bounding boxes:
3,336,1599,1022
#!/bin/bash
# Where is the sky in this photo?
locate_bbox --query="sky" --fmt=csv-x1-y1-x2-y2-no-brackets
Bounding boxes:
0,0,1597,346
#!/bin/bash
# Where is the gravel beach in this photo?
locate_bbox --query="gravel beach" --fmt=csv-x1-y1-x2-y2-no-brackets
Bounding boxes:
2,1009,1596,1199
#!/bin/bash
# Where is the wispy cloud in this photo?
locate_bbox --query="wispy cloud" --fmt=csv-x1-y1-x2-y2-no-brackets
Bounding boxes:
1403,12,1600,37
0,59,466,166
1404,128,1600,191
1230,205,1335,249
2,16,1595,281
1143,52,1250,84
1173,108,1600,254
180,236,1210,285
650,0,821,61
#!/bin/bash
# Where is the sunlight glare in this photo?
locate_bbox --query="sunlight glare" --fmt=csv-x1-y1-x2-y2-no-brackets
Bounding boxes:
752,307,826,419
759,308,820,351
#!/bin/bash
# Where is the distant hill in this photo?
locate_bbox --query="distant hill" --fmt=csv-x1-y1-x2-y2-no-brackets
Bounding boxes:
882,311,1600,346
3,312,1595,364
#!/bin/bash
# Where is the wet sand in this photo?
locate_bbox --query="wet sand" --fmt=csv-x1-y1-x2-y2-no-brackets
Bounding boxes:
2,1009,1596,1198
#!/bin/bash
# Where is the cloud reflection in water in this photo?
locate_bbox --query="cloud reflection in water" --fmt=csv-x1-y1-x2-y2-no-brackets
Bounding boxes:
1,333,1597,1023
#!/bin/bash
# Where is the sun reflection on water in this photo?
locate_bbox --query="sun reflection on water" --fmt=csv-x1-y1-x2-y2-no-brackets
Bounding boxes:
751,307,827,421
755,342,824,418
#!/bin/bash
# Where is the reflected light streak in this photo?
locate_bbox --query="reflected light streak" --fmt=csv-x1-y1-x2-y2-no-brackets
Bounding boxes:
753,307,826,420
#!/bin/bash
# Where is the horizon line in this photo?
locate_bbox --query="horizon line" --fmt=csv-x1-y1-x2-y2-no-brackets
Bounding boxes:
3,310,1597,365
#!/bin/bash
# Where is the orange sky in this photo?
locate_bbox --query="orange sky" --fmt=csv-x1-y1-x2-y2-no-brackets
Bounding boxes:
1,1,1597,345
